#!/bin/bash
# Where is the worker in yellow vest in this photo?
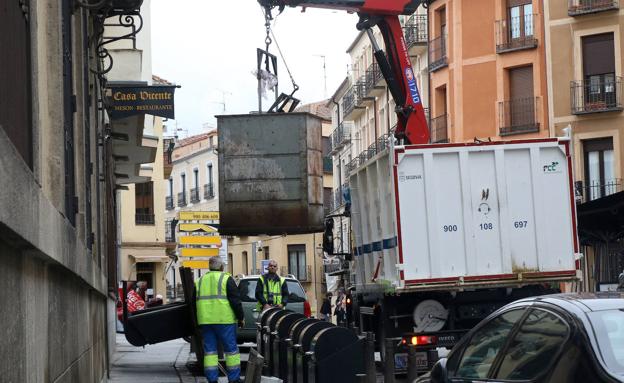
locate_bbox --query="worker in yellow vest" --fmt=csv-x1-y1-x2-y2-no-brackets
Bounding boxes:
255,259,289,311
195,256,244,383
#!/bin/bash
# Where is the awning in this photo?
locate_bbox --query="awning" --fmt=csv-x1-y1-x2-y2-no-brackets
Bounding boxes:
577,191,624,241
131,254,171,263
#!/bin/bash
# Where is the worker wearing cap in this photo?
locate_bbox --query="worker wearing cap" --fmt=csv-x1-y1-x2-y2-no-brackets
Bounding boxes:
196,256,244,383
255,259,289,311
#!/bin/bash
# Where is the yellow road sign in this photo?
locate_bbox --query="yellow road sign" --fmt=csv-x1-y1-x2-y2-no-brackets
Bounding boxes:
180,248,220,257
182,260,210,269
179,211,219,221
179,236,222,245
179,223,217,233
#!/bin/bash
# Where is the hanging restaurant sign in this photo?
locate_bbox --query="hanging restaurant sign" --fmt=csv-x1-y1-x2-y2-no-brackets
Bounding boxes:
107,85,177,119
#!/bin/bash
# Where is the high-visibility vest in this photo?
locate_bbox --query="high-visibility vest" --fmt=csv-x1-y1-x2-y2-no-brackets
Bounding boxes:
257,275,285,310
195,271,236,325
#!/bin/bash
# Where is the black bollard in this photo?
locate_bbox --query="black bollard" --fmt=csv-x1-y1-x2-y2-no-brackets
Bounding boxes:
384,338,396,383
407,345,418,382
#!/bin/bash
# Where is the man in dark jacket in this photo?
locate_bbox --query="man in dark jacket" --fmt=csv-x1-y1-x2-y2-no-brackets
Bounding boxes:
255,259,289,310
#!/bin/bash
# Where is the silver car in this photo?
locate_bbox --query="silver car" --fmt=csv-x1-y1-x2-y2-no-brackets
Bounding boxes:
236,275,311,343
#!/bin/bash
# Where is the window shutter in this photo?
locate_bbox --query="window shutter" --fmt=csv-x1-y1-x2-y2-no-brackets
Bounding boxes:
583,33,615,77
510,66,534,99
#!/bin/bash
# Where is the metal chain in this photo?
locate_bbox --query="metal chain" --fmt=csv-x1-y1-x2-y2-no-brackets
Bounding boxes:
262,7,299,94
264,11,273,52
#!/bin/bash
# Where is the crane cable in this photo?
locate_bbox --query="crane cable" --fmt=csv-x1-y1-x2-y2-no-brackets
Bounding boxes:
261,7,300,93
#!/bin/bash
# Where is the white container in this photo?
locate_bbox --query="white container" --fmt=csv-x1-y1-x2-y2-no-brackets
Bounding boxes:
349,139,580,291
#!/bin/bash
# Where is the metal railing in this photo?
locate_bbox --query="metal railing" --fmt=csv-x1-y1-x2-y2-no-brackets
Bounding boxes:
365,62,383,95
190,187,200,203
354,78,368,104
165,218,176,242
330,122,352,153
575,179,623,203
429,34,448,71
323,157,333,173
495,14,538,53
498,97,540,136
430,114,449,143
166,196,174,210
330,183,350,212
568,0,619,15
135,213,155,225
204,183,215,199
177,191,186,207
571,77,623,114
404,14,428,47
281,265,312,282
342,87,356,117
346,128,397,173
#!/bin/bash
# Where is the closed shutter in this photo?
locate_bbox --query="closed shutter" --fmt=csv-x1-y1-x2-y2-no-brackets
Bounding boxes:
510,66,534,100
0,2,32,168
583,33,615,77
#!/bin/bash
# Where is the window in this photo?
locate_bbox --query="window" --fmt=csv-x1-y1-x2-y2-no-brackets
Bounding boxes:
508,0,533,41
168,178,173,197
583,137,616,201
287,245,307,281
135,182,154,225
242,251,248,275
263,246,270,261
180,173,186,194
582,33,616,109
495,309,569,379
0,2,32,168
506,65,536,131
193,168,199,189
452,309,526,378
588,309,624,375
227,253,233,275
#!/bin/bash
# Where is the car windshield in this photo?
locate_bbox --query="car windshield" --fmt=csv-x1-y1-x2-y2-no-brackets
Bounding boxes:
237,278,307,303
588,309,624,376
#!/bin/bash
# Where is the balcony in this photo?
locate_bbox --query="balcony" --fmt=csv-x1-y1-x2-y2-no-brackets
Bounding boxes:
430,114,449,143
429,34,448,72
330,122,352,153
496,14,538,53
365,62,384,97
190,187,200,204
165,218,176,243
575,179,622,204
329,183,350,213
342,87,357,118
571,77,623,115
281,265,312,282
135,213,155,225
204,183,215,199
323,156,333,173
498,97,540,136
404,14,428,50
165,196,174,210
324,260,349,276
568,0,619,15
163,138,174,179
177,192,187,207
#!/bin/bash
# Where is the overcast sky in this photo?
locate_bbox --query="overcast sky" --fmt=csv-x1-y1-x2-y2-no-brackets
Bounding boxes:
151,0,359,137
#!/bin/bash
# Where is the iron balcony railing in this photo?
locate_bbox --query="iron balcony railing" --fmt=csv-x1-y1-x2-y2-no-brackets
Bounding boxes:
323,156,333,173
281,265,312,282
165,218,176,242
165,196,174,210
430,114,449,143
204,183,215,199
135,213,155,225
354,78,368,104
499,97,540,136
404,14,428,47
575,179,623,203
190,187,200,203
365,62,383,95
342,87,357,117
177,191,186,207
495,14,538,53
571,76,623,114
568,0,619,15
429,34,448,72
330,122,352,153
330,183,350,212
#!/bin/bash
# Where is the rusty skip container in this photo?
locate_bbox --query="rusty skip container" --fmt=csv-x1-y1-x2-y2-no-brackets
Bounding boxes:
217,113,324,236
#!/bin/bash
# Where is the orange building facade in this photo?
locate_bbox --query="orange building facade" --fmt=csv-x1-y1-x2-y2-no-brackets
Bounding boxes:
428,0,550,142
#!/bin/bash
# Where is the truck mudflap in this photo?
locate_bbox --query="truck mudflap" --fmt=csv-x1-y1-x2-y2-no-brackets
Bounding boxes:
395,330,468,372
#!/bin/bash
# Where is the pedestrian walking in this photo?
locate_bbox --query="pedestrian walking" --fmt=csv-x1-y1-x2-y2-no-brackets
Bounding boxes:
334,290,347,327
196,256,245,383
319,292,333,321
255,259,289,311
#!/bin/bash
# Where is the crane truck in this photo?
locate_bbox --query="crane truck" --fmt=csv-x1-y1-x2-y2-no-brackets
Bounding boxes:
259,0,581,373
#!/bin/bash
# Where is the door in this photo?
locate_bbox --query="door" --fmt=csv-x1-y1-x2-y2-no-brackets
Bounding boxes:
509,66,534,128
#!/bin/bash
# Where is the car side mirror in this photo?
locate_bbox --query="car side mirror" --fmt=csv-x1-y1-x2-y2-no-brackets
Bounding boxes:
430,358,449,383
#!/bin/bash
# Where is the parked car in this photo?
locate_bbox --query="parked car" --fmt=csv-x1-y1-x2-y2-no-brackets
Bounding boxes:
236,274,311,343
416,292,624,383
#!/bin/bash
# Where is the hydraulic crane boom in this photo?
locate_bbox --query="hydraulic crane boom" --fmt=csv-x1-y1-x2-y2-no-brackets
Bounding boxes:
259,0,430,145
